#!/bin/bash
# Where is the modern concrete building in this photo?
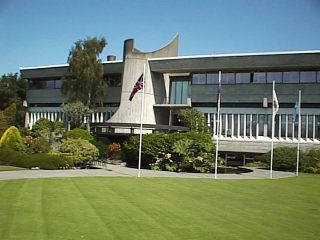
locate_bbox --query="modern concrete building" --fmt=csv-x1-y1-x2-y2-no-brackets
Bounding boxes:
20,36,320,157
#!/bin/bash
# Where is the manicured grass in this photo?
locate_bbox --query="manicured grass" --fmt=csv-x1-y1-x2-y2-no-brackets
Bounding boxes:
0,175,319,240
0,165,26,171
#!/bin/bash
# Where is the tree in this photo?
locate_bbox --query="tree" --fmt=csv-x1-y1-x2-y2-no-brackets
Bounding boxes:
0,126,25,151
62,37,108,107
178,108,209,132
63,101,93,129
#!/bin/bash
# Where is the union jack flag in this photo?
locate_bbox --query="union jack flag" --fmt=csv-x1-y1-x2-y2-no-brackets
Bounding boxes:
129,74,144,101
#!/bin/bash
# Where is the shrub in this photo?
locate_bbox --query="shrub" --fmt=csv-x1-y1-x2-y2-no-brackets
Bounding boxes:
32,118,54,140
59,138,99,164
0,148,74,169
66,128,94,141
107,142,121,159
31,136,51,153
123,131,215,172
178,108,209,132
301,148,320,174
257,147,296,171
90,138,107,157
0,126,25,151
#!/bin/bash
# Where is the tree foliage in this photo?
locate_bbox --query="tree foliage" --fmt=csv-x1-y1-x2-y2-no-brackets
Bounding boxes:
63,101,93,129
62,37,108,107
178,108,209,132
0,126,25,151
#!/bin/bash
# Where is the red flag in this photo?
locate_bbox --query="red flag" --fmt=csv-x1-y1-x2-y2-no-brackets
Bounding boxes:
129,74,144,101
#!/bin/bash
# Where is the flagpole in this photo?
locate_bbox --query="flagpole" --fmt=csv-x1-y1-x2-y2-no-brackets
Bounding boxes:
138,64,146,178
214,71,221,179
296,90,301,176
270,80,275,179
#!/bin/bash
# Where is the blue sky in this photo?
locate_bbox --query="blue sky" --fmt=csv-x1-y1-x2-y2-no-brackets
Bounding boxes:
1,0,320,75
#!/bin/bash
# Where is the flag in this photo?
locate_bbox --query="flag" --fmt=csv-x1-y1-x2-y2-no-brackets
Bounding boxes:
129,74,144,101
293,101,299,124
272,89,279,115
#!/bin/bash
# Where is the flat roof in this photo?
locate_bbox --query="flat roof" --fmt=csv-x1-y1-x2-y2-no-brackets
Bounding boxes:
20,60,123,71
149,50,320,61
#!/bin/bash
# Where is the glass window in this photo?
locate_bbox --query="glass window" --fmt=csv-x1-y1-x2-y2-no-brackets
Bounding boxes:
301,115,307,138
300,71,316,83
236,73,250,84
106,75,121,87
253,72,266,83
308,115,313,139
206,73,219,84
283,72,299,83
192,73,206,84
233,114,239,137
46,80,55,89
318,72,320,83
222,73,235,84
267,72,282,83
55,80,61,89
170,81,189,104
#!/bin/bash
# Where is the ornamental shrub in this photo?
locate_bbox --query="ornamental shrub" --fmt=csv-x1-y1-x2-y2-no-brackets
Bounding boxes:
0,126,25,151
66,128,94,141
32,118,54,141
301,148,320,174
59,138,99,164
257,147,296,171
31,136,51,153
0,148,74,169
123,131,215,172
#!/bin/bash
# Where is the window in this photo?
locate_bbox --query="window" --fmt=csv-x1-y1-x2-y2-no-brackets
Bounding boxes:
170,81,189,104
55,80,61,89
267,72,282,83
236,73,250,84
46,80,55,89
283,72,299,83
105,75,121,87
206,73,219,84
221,73,235,84
317,72,320,83
300,71,317,83
192,73,206,84
253,72,266,83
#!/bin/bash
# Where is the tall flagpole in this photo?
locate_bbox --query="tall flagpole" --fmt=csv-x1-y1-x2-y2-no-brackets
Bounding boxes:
296,90,301,176
214,71,221,179
138,64,146,178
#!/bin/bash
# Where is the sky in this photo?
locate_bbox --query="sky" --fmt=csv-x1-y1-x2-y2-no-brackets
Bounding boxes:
1,0,320,75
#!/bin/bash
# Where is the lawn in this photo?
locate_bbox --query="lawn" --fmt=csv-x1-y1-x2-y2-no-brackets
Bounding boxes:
0,165,26,171
0,175,319,240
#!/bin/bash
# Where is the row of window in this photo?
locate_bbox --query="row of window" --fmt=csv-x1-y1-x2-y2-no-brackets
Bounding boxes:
192,71,320,85
28,74,122,90
207,113,320,139
28,79,62,89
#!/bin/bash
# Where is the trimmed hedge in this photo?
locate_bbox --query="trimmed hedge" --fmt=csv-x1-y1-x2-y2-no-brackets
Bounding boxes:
0,148,74,170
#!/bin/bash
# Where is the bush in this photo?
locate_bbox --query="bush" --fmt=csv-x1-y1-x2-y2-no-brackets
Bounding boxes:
0,126,25,151
32,118,54,141
107,142,121,159
59,138,99,164
301,148,320,174
123,131,215,172
66,128,94,141
0,148,74,169
30,136,51,153
257,147,296,171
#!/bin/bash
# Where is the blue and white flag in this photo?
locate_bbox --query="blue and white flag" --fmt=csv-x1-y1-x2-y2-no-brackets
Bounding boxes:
293,101,299,124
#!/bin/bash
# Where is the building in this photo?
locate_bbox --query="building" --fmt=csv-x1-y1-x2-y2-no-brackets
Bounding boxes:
20,36,320,158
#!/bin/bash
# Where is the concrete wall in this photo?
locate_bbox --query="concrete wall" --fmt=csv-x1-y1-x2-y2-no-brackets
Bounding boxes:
107,36,179,124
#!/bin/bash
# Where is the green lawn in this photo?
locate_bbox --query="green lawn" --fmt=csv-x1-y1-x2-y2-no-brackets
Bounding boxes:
0,165,26,171
0,175,319,240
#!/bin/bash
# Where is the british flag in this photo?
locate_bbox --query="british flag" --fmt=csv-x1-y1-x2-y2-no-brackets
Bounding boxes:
129,74,144,101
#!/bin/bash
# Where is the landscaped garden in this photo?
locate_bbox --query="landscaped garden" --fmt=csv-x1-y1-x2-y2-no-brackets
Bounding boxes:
0,174,319,240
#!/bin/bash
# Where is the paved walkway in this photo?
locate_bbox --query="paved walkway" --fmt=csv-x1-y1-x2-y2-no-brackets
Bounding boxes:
0,164,296,181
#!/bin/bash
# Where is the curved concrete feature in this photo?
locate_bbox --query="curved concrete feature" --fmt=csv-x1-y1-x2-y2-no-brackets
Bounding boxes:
107,36,179,132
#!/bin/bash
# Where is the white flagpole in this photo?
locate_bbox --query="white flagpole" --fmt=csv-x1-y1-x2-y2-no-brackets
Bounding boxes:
138,64,146,178
296,90,301,176
214,71,221,179
270,80,275,179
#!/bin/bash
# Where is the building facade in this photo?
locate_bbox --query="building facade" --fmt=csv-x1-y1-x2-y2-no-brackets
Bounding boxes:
20,36,320,155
